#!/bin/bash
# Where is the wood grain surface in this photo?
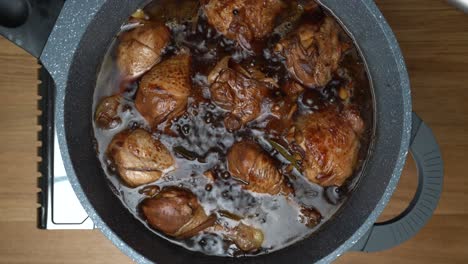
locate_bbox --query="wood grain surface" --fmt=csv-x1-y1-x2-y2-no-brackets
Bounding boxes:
0,0,467,263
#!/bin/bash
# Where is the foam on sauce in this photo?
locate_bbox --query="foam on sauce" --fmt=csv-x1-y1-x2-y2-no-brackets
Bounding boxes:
93,0,373,257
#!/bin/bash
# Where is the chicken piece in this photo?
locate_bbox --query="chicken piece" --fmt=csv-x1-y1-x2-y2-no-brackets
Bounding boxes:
141,186,216,238
107,129,175,187
117,20,171,80
276,16,347,88
295,106,364,186
145,0,199,23
139,185,161,197
299,207,322,228
202,0,284,50
209,58,269,131
135,52,192,129
207,56,230,85
227,141,291,195
227,223,264,252
282,81,305,98
94,95,123,129
266,96,298,136
208,56,278,87
300,0,320,12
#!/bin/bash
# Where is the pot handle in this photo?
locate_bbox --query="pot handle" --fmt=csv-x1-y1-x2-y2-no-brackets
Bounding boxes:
447,0,468,13
0,0,64,58
351,112,443,252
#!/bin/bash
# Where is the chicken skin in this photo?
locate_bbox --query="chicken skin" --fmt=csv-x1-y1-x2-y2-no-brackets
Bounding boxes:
276,16,347,89
202,0,284,50
227,223,264,252
107,129,175,187
141,186,216,238
117,19,171,80
94,95,123,130
227,141,291,195
135,52,192,129
208,57,270,131
295,106,364,186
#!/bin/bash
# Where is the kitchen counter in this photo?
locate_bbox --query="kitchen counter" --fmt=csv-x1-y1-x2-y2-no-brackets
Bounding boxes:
0,0,467,263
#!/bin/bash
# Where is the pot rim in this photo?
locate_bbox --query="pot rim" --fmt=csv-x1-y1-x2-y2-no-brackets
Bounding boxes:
43,0,412,263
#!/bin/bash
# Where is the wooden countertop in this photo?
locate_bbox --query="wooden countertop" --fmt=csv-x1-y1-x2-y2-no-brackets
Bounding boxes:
0,0,467,263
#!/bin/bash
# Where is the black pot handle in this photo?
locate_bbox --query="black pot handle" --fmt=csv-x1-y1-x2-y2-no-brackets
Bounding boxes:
0,0,64,58
351,112,444,252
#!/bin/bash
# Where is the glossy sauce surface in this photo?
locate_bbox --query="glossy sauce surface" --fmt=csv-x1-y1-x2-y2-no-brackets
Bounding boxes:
93,0,373,257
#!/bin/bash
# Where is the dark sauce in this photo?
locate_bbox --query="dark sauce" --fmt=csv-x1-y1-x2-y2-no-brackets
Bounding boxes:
93,0,373,257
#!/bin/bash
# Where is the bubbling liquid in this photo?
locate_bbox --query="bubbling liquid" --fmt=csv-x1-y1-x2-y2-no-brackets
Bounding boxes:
93,0,373,257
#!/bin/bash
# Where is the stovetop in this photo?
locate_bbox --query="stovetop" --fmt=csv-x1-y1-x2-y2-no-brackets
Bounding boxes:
37,67,94,229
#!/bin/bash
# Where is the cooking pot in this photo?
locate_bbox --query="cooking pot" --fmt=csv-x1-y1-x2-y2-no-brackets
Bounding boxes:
0,0,444,263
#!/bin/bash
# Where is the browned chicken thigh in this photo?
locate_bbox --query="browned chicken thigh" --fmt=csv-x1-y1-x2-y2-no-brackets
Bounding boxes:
295,106,364,187
227,141,291,195
117,20,171,80
276,16,347,89
107,129,175,187
208,57,270,131
141,186,216,238
135,52,192,130
202,0,284,50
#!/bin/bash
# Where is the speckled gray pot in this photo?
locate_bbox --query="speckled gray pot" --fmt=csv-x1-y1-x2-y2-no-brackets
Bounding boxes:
28,0,442,263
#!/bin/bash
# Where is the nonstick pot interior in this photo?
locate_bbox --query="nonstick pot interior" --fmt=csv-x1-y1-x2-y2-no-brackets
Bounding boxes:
57,0,411,263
